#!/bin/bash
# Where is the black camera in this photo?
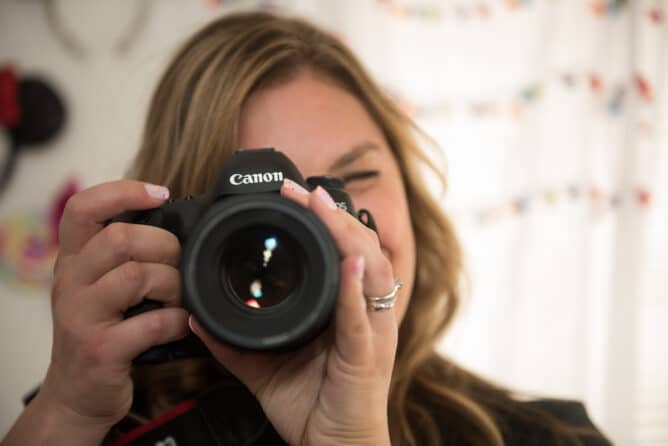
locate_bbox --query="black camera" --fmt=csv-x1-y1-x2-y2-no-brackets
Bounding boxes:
115,148,376,364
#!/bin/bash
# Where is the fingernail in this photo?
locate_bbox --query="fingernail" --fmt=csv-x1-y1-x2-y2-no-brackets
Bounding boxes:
283,178,309,196
145,183,170,200
315,186,337,210
353,256,365,281
188,315,196,333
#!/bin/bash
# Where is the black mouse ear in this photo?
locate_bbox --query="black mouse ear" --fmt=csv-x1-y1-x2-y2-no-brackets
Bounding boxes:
9,76,67,147
0,67,66,195
0,66,67,197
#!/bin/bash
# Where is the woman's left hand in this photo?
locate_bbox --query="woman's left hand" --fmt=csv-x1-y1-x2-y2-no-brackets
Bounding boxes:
189,180,399,446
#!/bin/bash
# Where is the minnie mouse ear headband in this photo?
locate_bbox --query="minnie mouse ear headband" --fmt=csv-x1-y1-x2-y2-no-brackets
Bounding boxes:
0,65,67,196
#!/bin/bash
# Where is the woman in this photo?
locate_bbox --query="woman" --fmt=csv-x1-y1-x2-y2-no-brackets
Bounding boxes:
2,11,610,446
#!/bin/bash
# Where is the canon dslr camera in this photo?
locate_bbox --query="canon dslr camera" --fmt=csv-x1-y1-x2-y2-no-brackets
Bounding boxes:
115,148,376,363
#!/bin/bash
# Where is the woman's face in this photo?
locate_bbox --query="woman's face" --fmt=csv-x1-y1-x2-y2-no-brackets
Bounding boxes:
238,70,416,323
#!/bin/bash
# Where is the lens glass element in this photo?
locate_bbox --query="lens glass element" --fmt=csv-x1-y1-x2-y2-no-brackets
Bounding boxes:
220,225,302,309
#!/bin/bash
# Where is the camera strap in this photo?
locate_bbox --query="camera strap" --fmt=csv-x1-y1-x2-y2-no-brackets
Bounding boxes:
106,381,286,446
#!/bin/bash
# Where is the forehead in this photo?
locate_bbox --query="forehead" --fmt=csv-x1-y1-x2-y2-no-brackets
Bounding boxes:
237,71,387,176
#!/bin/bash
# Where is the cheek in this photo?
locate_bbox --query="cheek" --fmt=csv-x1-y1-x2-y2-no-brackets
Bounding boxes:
369,180,414,257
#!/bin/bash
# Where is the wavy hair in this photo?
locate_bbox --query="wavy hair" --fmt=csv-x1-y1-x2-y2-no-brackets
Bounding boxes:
128,11,600,446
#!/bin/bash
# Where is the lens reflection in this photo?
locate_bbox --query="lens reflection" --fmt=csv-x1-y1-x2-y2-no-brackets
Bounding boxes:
221,226,301,309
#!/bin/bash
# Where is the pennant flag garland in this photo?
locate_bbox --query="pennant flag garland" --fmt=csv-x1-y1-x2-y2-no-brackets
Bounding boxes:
376,0,535,22
461,184,653,226
388,71,653,122
635,74,653,102
375,0,645,22
386,88,447,118
590,185,605,204
205,0,282,11
478,3,491,19
511,84,542,118
648,8,665,25
589,73,604,93
636,188,652,206
505,0,533,11
561,74,578,88
520,84,542,103
513,196,530,213
470,101,499,117
607,86,626,115
543,189,558,206
416,102,451,117
376,0,443,21
590,0,628,17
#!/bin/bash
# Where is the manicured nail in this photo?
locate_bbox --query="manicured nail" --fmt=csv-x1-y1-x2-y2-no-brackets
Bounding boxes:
283,178,309,195
353,256,365,281
145,183,170,200
315,186,337,210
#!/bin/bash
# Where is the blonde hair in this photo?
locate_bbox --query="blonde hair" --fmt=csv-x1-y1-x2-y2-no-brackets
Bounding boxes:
128,11,600,446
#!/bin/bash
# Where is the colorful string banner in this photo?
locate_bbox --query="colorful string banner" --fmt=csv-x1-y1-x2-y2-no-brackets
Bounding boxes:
389,71,655,122
377,1,662,27
648,7,665,25
205,0,284,11
203,0,664,26
450,184,653,226
0,178,80,291
376,0,536,22
589,0,628,17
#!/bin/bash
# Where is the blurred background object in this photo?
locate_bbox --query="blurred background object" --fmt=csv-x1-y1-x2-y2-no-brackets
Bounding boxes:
0,65,67,196
0,1,666,444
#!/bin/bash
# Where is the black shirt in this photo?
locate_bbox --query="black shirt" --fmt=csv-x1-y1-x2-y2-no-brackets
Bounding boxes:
103,381,611,446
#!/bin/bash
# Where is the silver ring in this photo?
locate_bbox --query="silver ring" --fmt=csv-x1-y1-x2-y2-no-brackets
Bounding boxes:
365,278,403,312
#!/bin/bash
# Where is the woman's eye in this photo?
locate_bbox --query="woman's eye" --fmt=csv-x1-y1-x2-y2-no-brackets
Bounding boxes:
341,170,379,184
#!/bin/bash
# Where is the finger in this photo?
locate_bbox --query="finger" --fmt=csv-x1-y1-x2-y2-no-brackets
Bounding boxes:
88,262,181,319
107,307,189,363
308,186,395,298
74,222,180,285
59,180,170,257
280,178,310,207
333,256,373,365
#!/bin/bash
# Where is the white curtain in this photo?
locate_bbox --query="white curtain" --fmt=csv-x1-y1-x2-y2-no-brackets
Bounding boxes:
293,1,667,444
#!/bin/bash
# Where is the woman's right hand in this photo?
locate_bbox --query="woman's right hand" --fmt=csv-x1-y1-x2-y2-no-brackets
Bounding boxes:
32,180,189,441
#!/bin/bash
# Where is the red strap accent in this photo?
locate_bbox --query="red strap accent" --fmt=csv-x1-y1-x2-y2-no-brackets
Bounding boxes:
0,66,20,128
107,399,197,446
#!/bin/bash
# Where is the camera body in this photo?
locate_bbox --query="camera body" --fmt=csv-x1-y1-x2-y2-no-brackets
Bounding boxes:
115,148,376,364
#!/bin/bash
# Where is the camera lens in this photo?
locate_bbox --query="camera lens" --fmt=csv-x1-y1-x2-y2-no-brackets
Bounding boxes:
183,194,340,350
220,226,303,309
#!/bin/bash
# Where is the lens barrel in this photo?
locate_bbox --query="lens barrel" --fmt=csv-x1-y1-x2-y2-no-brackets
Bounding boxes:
181,193,339,350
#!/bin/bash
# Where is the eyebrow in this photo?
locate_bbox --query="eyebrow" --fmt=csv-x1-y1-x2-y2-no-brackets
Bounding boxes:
328,142,380,171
